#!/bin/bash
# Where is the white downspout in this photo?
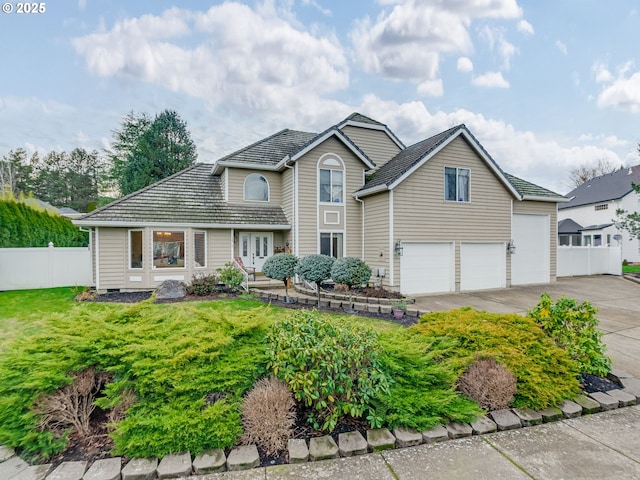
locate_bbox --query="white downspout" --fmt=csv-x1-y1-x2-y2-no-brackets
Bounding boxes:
354,195,365,259
284,161,297,255
95,227,100,291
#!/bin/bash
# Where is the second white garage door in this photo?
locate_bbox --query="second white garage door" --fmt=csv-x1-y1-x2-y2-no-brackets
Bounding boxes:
460,243,506,291
400,242,454,295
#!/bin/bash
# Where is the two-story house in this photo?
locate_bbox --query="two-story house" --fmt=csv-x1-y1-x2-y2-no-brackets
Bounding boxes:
558,165,640,263
75,113,566,295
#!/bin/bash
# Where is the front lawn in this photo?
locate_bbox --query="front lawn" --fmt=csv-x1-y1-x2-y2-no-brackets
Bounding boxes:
623,264,640,273
0,288,583,461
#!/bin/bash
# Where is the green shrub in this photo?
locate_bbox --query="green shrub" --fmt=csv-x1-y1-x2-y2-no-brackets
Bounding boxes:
412,308,581,409
267,310,390,431
187,274,220,296
0,300,273,459
216,263,244,291
527,293,611,376
330,257,371,289
262,254,298,301
295,254,335,306
0,199,88,247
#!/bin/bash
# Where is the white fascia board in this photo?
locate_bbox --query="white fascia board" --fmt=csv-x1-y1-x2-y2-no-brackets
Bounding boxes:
522,195,569,203
73,220,291,230
212,161,281,175
338,120,406,150
353,184,389,199
289,130,376,169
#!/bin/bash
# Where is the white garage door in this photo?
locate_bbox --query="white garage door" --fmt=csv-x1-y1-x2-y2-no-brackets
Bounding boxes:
400,243,454,295
512,214,550,285
460,243,506,291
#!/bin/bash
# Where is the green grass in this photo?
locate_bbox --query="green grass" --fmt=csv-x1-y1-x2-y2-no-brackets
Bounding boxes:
623,264,640,273
0,288,582,461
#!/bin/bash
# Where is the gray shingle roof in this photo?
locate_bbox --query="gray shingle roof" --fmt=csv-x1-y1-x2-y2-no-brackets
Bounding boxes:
76,164,289,226
504,173,566,200
216,129,317,167
560,165,640,209
558,218,583,234
341,112,385,126
359,125,464,190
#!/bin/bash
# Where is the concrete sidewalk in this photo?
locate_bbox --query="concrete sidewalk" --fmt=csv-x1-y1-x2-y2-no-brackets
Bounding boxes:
188,405,640,479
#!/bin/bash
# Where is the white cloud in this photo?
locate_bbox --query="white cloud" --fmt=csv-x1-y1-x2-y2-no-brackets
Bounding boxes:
555,40,568,55
72,3,348,122
593,61,640,113
417,79,444,97
478,26,518,70
517,19,534,35
301,0,331,16
350,0,522,82
471,71,510,88
457,57,474,73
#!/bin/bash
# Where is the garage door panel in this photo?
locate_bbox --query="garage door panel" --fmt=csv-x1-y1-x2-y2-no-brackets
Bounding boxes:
400,243,454,295
512,214,550,285
461,243,506,291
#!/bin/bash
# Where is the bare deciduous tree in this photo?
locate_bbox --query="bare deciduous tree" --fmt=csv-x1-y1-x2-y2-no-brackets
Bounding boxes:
568,158,623,189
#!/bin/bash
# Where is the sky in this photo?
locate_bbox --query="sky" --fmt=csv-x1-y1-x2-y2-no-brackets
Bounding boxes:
1,0,639,195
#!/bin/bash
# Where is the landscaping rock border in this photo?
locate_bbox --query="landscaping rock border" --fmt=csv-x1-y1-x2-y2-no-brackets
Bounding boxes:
3,369,639,480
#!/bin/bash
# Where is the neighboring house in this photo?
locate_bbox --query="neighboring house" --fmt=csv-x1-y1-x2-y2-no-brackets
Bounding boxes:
74,113,566,295
558,166,640,262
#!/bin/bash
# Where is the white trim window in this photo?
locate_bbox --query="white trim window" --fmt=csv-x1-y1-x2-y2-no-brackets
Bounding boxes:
194,231,206,268
319,169,343,203
153,230,185,268
444,167,470,202
320,232,344,258
129,229,143,269
244,173,269,202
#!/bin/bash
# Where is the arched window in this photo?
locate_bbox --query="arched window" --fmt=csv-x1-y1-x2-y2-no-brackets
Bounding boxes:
318,156,344,204
244,174,269,202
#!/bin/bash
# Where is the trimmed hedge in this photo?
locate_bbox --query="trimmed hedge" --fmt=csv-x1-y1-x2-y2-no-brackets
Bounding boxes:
0,200,88,247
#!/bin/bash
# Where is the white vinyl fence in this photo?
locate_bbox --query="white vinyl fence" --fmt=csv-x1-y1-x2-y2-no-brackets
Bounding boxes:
557,246,622,277
0,244,93,291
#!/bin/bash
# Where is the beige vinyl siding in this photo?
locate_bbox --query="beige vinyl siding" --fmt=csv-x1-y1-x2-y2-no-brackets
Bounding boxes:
96,227,126,291
392,136,512,288
220,169,227,201
225,168,282,205
341,125,401,169
281,167,295,249
513,201,558,281
363,192,391,287
295,137,366,257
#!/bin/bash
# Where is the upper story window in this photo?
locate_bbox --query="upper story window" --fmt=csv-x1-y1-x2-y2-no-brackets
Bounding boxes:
594,204,608,211
445,167,470,202
244,173,269,202
320,169,343,203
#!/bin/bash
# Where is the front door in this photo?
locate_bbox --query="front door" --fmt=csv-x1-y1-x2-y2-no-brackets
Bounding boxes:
240,233,273,272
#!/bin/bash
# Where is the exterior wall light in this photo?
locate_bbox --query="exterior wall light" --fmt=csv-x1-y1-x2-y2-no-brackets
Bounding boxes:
507,240,516,255
394,240,404,256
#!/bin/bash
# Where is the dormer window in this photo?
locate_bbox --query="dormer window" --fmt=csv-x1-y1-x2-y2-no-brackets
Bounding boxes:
244,173,269,202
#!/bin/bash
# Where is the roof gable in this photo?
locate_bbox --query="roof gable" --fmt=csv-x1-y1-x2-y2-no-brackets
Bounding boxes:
356,124,521,199
560,165,640,209
337,112,405,150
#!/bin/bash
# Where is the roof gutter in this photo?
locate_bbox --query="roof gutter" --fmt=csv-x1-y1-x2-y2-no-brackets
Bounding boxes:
73,220,291,230
522,195,570,203
353,184,388,199
212,161,282,175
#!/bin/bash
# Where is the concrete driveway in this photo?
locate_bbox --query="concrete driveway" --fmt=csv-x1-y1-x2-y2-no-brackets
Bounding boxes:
413,275,640,377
